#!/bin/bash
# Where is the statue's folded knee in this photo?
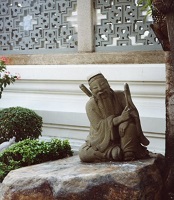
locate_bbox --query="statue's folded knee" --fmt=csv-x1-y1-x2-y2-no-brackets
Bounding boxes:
119,122,136,138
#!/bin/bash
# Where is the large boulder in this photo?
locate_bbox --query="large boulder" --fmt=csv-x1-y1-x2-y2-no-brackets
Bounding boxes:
0,154,165,200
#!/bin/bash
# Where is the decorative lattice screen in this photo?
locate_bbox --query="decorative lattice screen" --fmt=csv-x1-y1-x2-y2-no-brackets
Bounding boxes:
0,0,161,55
94,0,161,51
0,0,77,54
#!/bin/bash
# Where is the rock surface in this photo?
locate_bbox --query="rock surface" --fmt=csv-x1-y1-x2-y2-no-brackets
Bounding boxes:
0,137,16,153
0,154,164,200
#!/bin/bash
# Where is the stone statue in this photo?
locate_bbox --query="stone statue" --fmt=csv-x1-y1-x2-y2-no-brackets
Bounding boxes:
79,73,149,162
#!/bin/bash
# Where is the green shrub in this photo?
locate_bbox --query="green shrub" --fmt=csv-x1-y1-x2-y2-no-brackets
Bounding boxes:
0,106,42,143
0,138,73,182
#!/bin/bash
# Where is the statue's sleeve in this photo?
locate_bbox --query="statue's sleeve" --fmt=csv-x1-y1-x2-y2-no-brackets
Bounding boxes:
85,99,115,152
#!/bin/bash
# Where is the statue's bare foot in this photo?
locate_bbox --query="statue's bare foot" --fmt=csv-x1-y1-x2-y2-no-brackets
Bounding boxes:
124,152,135,161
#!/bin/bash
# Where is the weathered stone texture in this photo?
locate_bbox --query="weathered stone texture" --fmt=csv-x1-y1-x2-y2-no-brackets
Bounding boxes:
0,154,164,200
3,51,165,65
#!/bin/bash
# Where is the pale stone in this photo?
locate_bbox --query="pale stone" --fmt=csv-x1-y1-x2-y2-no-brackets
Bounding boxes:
0,154,164,200
0,137,16,153
77,0,94,52
4,51,165,65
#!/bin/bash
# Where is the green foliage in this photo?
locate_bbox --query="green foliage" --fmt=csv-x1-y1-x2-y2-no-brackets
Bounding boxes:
138,0,153,16
0,107,42,143
0,138,73,182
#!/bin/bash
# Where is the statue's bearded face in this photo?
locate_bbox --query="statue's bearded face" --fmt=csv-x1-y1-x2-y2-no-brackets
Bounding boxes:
89,77,110,99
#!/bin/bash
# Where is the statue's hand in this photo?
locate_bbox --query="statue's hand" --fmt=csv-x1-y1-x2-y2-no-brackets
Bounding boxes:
119,121,129,137
113,107,130,126
121,106,130,122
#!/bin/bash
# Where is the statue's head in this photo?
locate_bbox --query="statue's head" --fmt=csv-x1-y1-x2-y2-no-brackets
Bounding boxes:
88,73,111,99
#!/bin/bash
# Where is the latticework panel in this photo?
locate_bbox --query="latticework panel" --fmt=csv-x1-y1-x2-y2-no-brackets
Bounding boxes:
0,0,77,54
94,0,162,51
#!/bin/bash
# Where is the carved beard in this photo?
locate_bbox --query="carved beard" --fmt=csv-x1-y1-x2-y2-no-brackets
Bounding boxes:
97,92,115,118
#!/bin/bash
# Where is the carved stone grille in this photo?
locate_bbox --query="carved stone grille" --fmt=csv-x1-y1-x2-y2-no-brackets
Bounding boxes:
0,0,77,54
94,0,162,51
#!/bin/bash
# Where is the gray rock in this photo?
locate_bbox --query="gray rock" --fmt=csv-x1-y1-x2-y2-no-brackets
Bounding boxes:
0,137,16,153
0,154,164,200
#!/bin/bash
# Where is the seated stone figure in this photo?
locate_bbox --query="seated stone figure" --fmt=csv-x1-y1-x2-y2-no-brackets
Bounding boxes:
79,73,149,162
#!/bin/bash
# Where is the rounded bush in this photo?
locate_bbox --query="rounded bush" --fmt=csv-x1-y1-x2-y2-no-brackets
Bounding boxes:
0,106,42,143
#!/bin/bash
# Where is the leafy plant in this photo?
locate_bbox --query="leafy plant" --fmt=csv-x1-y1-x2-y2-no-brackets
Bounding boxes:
0,57,20,98
0,138,73,182
138,0,153,16
0,106,42,143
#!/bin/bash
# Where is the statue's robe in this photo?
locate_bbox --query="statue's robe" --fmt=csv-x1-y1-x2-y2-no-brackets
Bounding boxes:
79,89,149,162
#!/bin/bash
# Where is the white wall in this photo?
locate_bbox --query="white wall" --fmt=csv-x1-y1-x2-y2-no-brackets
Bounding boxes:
1,64,166,154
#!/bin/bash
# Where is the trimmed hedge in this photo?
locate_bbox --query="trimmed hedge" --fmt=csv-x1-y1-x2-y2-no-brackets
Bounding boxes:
0,106,42,143
0,138,73,182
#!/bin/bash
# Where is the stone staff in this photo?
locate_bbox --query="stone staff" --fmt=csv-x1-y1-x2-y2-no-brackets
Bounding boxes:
79,84,92,97
124,83,149,146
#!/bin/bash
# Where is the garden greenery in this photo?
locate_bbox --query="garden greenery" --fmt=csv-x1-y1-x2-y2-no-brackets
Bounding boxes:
0,106,42,143
0,138,73,182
